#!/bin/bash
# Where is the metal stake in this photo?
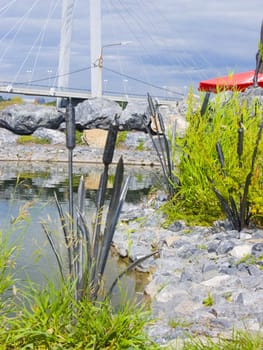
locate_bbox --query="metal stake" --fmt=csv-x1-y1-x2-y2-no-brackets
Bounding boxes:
65,99,76,234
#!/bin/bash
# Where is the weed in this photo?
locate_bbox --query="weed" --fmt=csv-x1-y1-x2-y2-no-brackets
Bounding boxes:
223,291,233,302
136,139,145,151
168,318,191,329
202,292,214,307
235,253,263,268
116,130,128,147
75,129,84,144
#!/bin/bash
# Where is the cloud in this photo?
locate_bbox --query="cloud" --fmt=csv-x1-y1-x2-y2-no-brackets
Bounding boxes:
0,0,262,98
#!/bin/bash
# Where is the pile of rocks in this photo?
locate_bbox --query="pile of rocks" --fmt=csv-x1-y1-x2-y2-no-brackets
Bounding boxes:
113,197,263,346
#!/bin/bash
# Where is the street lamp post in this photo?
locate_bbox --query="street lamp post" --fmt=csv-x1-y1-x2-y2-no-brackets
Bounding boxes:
123,79,128,100
103,79,108,93
26,69,32,84
47,69,53,87
96,41,131,97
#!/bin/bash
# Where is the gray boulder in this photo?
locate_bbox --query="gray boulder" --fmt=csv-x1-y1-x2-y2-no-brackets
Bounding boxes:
0,128,18,144
0,104,64,135
32,127,65,144
119,101,150,131
75,98,122,129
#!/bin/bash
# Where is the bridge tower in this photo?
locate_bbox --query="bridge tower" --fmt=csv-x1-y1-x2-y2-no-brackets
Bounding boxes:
57,0,75,107
90,0,102,97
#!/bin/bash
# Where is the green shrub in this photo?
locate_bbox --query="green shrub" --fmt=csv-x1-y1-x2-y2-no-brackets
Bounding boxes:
163,90,263,227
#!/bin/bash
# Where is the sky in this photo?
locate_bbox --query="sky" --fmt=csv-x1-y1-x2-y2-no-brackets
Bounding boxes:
0,0,262,100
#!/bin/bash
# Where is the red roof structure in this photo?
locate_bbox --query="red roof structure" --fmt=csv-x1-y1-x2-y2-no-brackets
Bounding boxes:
199,70,263,93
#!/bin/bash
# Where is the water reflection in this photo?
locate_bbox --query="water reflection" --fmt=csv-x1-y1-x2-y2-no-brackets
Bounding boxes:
0,161,159,302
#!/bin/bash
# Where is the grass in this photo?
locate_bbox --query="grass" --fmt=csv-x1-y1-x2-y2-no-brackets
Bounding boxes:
0,279,158,349
202,292,214,307
135,139,145,151
162,89,263,228
17,135,51,145
181,331,263,350
0,211,158,349
116,130,128,147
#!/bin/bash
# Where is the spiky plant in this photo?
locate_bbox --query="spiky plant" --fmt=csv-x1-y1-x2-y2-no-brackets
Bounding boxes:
43,116,158,302
144,93,178,197
163,90,263,228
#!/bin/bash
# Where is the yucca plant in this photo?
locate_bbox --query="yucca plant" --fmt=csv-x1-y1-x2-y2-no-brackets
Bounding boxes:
43,114,158,302
208,114,263,231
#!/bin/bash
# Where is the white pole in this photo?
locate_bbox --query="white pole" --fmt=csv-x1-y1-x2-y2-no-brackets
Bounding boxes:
57,0,75,107
90,0,102,97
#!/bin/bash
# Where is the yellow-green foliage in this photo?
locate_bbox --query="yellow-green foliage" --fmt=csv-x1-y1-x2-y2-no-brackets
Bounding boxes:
163,90,263,226
116,130,128,147
75,129,84,144
17,135,50,145
0,97,23,109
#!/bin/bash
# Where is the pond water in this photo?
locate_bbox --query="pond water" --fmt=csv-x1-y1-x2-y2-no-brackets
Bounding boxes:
0,161,160,303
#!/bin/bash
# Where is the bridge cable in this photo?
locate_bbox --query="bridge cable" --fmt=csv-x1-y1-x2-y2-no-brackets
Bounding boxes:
0,0,41,66
103,66,184,97
13,0,60,84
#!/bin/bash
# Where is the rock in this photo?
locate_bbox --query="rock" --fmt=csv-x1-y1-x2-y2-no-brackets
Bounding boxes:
123,131,149,149
201,274,232,288
216,240,235,255
0,104,64,134
33,128,65,144
251,242,263,257
0,128,18,144
230,244,252,258
167,220,187,232
75,98,122,129
118,101,150,131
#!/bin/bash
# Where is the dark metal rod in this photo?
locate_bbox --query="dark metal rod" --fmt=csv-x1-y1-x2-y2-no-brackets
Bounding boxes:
65,100,76,237
68,148,74,233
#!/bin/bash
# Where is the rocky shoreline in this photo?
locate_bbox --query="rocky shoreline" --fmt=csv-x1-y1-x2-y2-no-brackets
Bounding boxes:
0,93,263,347
113,198,263,346
0,137,263,347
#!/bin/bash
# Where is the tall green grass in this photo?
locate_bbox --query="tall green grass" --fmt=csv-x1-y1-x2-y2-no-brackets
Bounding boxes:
163,90,263,227
0,279,158,349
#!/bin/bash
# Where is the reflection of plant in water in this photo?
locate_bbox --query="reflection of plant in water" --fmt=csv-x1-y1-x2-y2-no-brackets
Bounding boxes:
135,173,143,183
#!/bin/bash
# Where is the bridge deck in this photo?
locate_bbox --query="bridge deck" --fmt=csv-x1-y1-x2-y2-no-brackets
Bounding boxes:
0,84,178,105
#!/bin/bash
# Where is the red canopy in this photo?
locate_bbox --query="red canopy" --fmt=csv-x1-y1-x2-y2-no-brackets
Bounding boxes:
199,70,263,93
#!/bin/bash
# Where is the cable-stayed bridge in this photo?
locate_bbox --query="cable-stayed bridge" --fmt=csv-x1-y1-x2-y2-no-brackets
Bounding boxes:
0,81,179,106
0,0,185,106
